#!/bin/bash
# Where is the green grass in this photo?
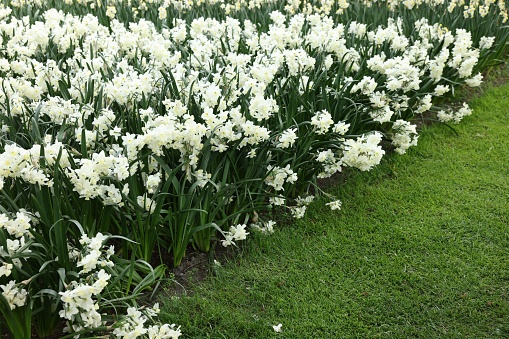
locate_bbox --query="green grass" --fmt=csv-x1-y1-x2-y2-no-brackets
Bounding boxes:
157,80,509,338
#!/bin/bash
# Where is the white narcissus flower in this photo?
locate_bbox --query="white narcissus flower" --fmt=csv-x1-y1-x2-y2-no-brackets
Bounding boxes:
229,224,249,241
269,196,285,206
391,120,419,155
77,233,113,274
465,73,483,87
316,149,335,163
158,6,168,20
479,36,495,50
265,165,297,192
348,21,367,37
290,205,306,219
264,221,276,234
415,94,433,114
249,94,278,121
295,195,314,207
146,172,162,193
333,122,350,135
437,102,472,124
251,220,276,235
147,323,182,338
137,195,156,214
77,249,101,274
342,132,385,171
222,224,250,247
311,110,334,135
433,85,450,96
2,211,32,238
221,234,235,247
276,128,298,149
351,76,376,95
193,169,211,188
326,200,342,211
1,280,27,310
106,6,116,19
0,262,13,278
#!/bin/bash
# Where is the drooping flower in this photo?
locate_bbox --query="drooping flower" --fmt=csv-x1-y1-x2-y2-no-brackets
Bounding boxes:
1,280,27,310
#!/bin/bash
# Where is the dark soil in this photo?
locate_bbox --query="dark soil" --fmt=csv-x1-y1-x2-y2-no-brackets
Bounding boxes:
157,244,237,298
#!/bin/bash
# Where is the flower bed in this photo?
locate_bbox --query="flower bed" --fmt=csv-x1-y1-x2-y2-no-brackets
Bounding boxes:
0,0,507,337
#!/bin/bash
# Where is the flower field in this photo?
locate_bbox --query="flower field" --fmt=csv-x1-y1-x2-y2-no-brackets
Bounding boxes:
0,0,508,337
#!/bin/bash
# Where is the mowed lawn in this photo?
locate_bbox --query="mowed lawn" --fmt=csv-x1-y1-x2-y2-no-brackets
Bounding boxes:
159,80,509,338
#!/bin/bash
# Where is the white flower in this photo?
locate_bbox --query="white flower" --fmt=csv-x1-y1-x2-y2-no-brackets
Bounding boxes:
273,323,283,333
265,165,297,191
137,195,156,214
433,85,450,96
77,233,113,274
249,94,278,121
465,73,483,87
437,110,453,123
147,323,182,338
342,132,385,171
222,224,249,247
333,122,350,135
269,196,285,206
348,21,367,38
351,76,377,95
263,220,276,234
295,195,314,206
2,211,32,238
326,200,342,211
1,238,31,268
192,169,211,188
437,103,472,124
311,110,334,135
391,120,419,155
0,262,13,278
146,173,162,193
221,233,235,247
158,6,168,21
290,205,306,219
479,36,495,50
276,128,298,149
415,94,433,114
111,126,122,139
229,224,249,241
457,102,473,119
105,6,116,19
1,280,27,310
84,232,108,251
77,249,101,274
316,149,334,163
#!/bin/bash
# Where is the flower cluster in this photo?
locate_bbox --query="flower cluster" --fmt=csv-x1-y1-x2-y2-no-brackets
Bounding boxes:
437,102,473,123
1,280,27,310
391,120,419,155
221,224,250,247
77,233,114,274
289,195,315,219
113,304,182,338
342,133,385,171
0,0,506,336
265,165,298,192
59,269,111,332
251,220,276,234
